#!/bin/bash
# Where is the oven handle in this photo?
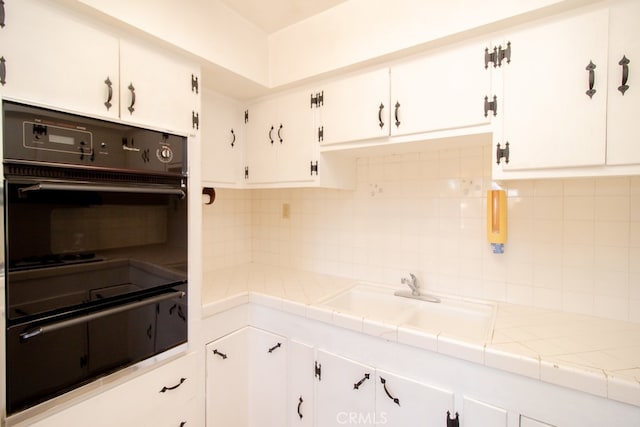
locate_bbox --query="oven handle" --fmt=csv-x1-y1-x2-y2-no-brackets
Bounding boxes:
19,290,185,341
19,182,186,198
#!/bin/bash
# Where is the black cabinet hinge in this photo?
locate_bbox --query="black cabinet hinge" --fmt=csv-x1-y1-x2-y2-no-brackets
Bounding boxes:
244,110,249,123
192,111,200,130
315,361,322,381
447,411,460,427
496,142,510,165
484,42,511,68
244,166,249,180
310,161,319,176
484,95,497,117
310,91,324,108
191,74,199,94
317,126,324,142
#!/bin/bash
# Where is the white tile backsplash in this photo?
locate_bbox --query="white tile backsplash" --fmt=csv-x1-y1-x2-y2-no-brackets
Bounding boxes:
203,144,640,323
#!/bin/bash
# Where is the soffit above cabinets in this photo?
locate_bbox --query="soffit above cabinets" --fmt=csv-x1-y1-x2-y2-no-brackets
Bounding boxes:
218,0,348,33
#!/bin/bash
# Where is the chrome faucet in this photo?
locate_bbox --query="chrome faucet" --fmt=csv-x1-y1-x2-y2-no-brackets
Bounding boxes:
395,273,441,303
401,273,420,296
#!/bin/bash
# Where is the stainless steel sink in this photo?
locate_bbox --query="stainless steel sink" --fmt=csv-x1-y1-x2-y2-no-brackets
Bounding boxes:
320,284,496,342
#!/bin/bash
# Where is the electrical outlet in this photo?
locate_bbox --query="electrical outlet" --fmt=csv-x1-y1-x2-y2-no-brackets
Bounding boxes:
282,203,290,219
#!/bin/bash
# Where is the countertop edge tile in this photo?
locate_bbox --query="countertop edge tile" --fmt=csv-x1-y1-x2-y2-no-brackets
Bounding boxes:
540,360,608,398
485,346,540,380
397,326,438,352
437,334,485,365
607,373,640,407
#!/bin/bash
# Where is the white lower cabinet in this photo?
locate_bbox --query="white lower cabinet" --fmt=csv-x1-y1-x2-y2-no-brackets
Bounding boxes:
205,327,287,427
289,340,315,426
315,350,376,426
375,369,454,427
29,352,197,427
315,350,456,427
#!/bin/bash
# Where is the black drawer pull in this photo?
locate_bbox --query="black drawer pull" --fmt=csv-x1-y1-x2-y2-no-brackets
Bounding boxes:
618,55,630,95
128,83,136,113
212,349,228,359
268,342,282,353
353,373,370,390
380,377,400,406
159,377,186,393
297,396,304,419
378,103,385,129
104,77,113,110
586,60,597,99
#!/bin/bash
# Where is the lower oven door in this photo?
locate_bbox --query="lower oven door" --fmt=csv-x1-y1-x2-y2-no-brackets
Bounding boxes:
5,285,187,415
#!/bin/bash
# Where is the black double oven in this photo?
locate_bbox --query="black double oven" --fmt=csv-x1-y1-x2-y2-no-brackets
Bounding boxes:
2,101,189,415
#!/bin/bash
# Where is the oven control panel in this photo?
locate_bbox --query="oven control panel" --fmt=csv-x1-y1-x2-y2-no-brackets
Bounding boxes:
3,101,187,176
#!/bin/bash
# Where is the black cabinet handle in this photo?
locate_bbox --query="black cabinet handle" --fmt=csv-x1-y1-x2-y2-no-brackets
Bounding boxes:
104,77,113,111
1,0,5,28
212,349,227,359
277,124,283,143
585,61,597,99
180,422,187,427
269,126,274,144
618,55,630,95
127,83,136,113
230,129,236,147
297,396,304,419
353,373,370,390
0,56,5,86
268,342,282,353
159,377,186,393
378,103,385,129
380,377,400,406
394,102,401,127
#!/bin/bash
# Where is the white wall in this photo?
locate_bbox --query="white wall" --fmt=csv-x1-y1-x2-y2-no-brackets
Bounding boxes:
203,143,640,323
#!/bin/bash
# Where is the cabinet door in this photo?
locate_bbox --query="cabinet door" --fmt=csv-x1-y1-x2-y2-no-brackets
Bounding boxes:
317,68,390,145
289,340,315,427
520,416,557,427
206,329,249,427
606,0,640,165
315,350,375,426
202,90,244,186
463,396,508,427
375,369,454,426
244,98,279,183
248,328,288,427
497,9,609,171
244,90,315,185
275,90,316,183
0,0,119,119
120,38,199,134
391,41,492,137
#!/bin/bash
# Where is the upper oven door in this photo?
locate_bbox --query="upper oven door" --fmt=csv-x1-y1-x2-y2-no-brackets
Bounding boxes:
4,174,188,324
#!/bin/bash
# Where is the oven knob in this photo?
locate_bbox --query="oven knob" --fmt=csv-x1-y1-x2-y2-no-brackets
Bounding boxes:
156,145,174,163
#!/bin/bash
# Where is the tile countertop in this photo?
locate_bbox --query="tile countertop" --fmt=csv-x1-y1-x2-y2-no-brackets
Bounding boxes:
202,263,640,408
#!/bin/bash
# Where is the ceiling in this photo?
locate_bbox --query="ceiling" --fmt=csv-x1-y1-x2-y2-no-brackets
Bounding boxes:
219,0,348,33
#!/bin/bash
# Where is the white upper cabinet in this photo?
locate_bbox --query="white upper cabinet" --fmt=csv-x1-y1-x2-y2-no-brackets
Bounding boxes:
0,1,200,135
495,8,609,172
315,68,390,146
0,0,119,119
390,40,493,137
201,90,244,187
119,38,200,134
244,89,318,185
605,0,640,166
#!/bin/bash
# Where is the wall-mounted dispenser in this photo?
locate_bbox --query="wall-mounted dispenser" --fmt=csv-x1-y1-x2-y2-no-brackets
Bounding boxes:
487,189,507,254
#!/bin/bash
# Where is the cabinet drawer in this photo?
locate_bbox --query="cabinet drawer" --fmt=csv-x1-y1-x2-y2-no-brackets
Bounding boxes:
115,352,197,415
